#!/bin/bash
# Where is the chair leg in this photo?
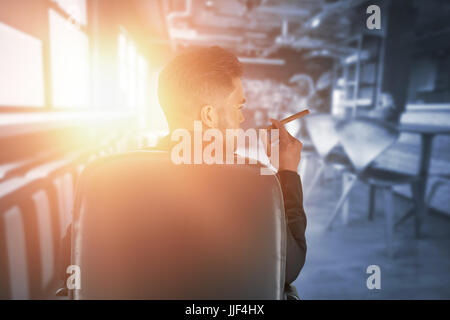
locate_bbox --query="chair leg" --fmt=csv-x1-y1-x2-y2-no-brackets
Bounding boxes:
304,161,326,201
341,172,353,225
326,173,357,230
383,187,395,258
298,154,310,183
426,179,445,213
410,182,424,239
368,185,376,221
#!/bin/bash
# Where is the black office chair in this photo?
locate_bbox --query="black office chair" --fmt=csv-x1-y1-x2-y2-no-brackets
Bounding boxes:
69,150,293,299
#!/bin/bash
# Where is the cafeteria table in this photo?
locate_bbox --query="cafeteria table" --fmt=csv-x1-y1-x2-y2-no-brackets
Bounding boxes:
395,124,450,237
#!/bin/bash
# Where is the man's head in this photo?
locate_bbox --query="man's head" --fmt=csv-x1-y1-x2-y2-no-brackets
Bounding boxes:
158,46,246,132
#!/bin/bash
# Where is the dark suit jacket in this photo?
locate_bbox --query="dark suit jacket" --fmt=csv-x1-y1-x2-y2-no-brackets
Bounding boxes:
277,170,307,285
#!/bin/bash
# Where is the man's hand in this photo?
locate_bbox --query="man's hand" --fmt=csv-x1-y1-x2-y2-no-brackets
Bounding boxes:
264,119,303,172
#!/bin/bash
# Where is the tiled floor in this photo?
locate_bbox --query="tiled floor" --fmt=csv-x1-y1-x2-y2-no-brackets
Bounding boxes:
292,176,450,299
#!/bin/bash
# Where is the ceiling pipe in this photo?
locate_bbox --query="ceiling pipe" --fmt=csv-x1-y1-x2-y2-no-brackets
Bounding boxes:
255,5,310,17
166,0,193,50
170,29,244,42
306,0,369,29
276,19,297,46
167,0,193,25
281,19,288,37
304,49,345,60
167,0,246,48
238,57,285,65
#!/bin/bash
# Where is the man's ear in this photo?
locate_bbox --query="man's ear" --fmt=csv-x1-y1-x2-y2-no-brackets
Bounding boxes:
200,105,217,128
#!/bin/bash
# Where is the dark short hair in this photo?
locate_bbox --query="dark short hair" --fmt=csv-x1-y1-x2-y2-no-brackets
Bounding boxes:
158,46,243,125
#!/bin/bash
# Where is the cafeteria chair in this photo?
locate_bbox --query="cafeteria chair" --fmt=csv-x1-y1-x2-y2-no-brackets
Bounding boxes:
327,118,422,257
426,174,450,213
303,113,352,201
69,151,292,299
0,170,77,299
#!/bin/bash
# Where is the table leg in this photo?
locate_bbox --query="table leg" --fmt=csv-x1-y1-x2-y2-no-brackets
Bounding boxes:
384,186,395,258
415,133,434,238
368,185,376,221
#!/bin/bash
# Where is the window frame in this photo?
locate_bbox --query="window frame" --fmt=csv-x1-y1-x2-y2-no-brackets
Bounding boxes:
0,0,89,113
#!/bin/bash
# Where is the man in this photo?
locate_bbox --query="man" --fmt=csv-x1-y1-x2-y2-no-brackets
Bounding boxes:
156,46,307,291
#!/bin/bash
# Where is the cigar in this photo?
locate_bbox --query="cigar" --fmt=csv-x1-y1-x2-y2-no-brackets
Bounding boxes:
265,109,310,129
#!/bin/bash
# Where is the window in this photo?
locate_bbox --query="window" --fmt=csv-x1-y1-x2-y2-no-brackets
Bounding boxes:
0,22,45,107
118,31,136,110
137,56,148,128
49,8,90,108
118,30,168,133
118,30,149,111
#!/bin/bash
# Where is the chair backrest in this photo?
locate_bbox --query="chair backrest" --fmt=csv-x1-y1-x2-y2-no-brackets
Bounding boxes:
71,151,286,299
0,206,29,299
335,118,399,173
305,113,340,158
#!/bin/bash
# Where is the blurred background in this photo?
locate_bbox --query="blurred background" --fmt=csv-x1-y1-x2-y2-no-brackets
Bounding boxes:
0,0,450,299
